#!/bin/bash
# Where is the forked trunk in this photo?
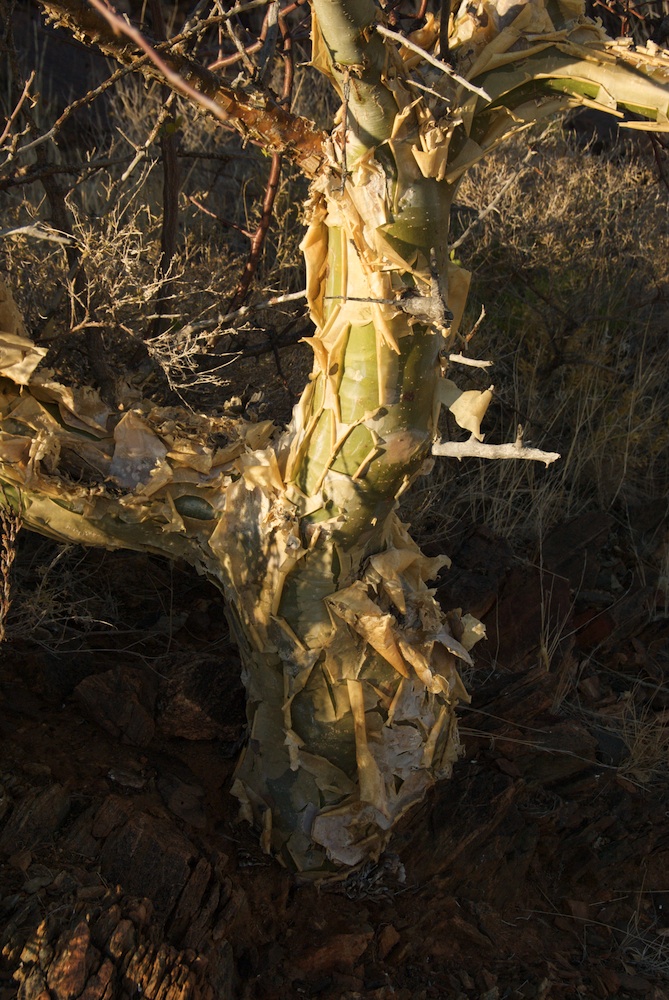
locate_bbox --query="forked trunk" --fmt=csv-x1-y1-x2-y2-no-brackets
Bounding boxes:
0,0,668,872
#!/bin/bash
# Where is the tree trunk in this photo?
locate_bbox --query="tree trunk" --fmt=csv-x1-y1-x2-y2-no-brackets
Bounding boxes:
1,0,669,874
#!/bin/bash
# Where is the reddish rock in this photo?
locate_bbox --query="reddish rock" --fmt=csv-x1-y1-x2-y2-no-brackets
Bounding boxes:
74,667,156,747
377,924,400,960
107,920,135,961
91,796,135,840
16,966,50,1000
157,773,207,829
0,784,71,855
77,957,115,1000
574,607,615,649
168,858,213,945
99,813,197,923
291,930,374,978
478,564,573,672
181,882,221,951
46,922,93,1000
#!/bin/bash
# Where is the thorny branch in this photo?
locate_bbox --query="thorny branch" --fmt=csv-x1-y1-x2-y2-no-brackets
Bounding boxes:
0,70,36,151
36,0,326,175
146,0,182,340
208,0,310,70
224,5,296,318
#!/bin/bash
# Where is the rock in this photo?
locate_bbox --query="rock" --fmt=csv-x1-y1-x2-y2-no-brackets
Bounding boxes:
7,888,226,1000
0,784,71,855
435,527,513,620
99,813,197,924
182,882,221,951
157,655,245,743
74,667,156,747
107,919,135,961
377,924,400,960
46,922,94,1000
77,957,114,1000
541,511,614,589
291,930,374,978
17,966,50,1000
480,566,572,672
167,858,213,945
91,796,135,840
157,774,207,830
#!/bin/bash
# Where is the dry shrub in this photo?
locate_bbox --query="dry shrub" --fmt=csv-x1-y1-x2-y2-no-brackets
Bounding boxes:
1,70,310,412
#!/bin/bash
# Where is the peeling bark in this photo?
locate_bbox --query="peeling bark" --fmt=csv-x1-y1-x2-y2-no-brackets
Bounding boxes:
1,0,669,871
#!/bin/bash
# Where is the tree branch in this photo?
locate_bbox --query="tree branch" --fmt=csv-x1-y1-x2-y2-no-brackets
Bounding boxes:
36,0,327,177
433,427,560,466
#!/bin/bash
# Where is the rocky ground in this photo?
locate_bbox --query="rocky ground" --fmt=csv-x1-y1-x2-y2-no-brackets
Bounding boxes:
0,506,668,1000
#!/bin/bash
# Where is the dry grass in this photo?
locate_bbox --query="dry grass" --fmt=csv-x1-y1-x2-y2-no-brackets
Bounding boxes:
1,70,310,411
0,500,21,645
406,127,669,550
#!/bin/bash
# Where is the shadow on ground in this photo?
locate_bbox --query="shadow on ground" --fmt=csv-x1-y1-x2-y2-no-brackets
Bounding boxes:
1,507,668,999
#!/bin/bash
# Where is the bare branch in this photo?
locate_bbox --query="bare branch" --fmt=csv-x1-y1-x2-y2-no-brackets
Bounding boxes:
216,289,307,327
36,0,326,176
0,224,73,245
375,23,491,101
447,354,493,369
0,70,36,150
433,427,560,466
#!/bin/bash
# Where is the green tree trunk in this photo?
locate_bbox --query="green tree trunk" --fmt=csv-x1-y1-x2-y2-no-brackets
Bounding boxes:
1,0,668,873
210,0,474,871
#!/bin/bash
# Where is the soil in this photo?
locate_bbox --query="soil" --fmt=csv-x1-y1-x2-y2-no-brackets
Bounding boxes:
0,507,668,1000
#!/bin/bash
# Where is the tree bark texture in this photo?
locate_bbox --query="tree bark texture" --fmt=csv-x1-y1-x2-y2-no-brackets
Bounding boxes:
0,0,668,871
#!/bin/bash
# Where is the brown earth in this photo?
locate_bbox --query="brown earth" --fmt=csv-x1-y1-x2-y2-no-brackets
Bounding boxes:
1,508,668,1000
